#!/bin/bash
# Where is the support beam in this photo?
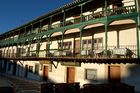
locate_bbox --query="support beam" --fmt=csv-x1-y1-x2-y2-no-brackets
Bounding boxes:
116,30,120,48
46,36,51,57
80,28,83,56
63,10,65,26
36,41,41,57
61,33,64,51
49,16,52,30
136,20,140,59
105,23,108,56
80,5,83,22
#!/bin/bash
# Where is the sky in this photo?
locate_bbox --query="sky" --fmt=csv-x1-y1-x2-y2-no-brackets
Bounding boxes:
0,0,73,34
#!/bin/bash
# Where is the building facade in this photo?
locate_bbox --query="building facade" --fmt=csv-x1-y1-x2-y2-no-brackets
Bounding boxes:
0,0,140,92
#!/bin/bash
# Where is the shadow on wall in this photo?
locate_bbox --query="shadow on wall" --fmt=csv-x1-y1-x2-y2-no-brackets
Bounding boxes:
122,64,140,93
0,59,56,83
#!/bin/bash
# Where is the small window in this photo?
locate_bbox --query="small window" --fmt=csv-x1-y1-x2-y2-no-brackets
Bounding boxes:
85,69,97,81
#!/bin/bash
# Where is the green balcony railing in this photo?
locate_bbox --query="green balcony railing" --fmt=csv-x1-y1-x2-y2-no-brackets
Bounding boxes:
0,5,137,47
1,45,137,59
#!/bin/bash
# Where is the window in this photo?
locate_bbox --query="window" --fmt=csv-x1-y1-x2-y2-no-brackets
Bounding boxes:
28,66,33,73
64,42,72,49
35,64,39,74
85,69,97,81
82,39,92,50
94,38,103,49
58,41,72,49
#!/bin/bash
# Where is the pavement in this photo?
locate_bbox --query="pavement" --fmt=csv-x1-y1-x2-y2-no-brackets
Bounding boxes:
0,76,12,87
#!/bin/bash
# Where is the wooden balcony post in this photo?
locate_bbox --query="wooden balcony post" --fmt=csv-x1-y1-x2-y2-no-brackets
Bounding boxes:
104,0,108,16
39,20,42,33
136,20,140,59
36,40,41,57
49,16,52,30
80,27,83,57
62,10,65,26
46,36,51,57
80,4,83,22
61,32,64,51
105,23,108,56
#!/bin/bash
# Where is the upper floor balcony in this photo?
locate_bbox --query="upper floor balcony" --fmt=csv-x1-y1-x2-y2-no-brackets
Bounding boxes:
0,0,139,63
0,4,137,47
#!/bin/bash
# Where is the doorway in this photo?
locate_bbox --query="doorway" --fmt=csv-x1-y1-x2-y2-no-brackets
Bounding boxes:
67,67,75,83
108,66,121,82
43,66,48,81
24,65,28,78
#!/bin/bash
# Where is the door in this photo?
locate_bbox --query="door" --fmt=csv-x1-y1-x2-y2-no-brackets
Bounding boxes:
43,66,48,81
74,40,80,56
12,62,17,75
24,65,28,78
67,67,75,83
108,66,120,82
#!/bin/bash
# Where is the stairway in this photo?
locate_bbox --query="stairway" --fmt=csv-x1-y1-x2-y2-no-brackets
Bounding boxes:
0,74,42,93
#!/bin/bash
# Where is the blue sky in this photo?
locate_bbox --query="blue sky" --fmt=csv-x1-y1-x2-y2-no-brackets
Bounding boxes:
0,0,73,34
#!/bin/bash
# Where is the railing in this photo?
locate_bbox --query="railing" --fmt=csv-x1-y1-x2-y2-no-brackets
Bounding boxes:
1,45,137,59
45,45,137,58
50,5,136,29
0,5,136,47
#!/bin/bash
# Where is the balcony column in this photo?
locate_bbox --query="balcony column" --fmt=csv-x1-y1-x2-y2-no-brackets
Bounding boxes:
92,33,94,50
116,30,120,48
15,45,19,57
49,16,52,30
105,23,108,56
136,20,140,59
62,10,65,26
39,20,42,33
24,27,26,34
80,27,83,56
21,43,24,57
61,32,64,52
104,0,108,57
31,24,33,33
27,42,32,57
80,4,83,22
46,36,51,57
11,46,14,58
104,0,108,16
36,39,41,57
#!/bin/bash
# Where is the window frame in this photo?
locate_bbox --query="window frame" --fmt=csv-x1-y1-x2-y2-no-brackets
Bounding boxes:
85,68,97,81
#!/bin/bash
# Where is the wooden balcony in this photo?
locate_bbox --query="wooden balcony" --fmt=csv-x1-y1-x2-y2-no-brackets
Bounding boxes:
0,45,139,64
